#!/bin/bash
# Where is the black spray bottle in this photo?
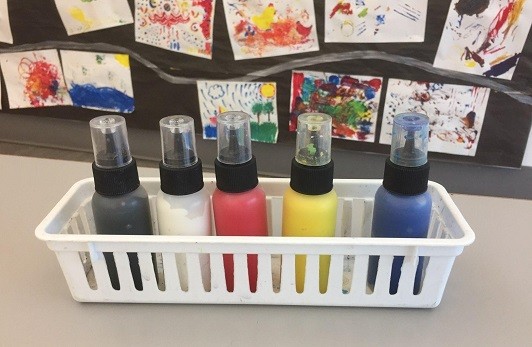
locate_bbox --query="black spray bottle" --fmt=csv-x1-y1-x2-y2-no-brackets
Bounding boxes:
90,115,153,290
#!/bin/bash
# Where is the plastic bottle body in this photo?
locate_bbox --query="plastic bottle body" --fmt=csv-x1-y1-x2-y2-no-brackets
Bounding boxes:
91,185,153,290
282,187,338,293
156,188,212,291
212,186,268,292
368,185,432,294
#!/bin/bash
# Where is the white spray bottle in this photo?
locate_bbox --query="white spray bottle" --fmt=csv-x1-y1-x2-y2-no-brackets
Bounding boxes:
156,115,211,291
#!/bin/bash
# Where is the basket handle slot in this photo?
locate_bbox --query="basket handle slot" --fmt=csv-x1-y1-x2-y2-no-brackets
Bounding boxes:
161,252,183,292
280,254,296,293
210,253,227,294
256,254,274,294
186,253,211,293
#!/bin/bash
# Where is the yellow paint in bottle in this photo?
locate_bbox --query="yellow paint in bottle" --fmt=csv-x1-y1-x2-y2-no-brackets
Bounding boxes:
282,113,337,294
283,187,337,293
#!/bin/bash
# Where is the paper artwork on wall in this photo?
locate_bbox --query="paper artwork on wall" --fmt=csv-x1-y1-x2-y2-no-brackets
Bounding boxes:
197,81,278,143
60,51,135,113
54,0,134,35
222,0,319,60
434,0,532,80
135,0,216,59
0,0,13,44
0,50,72,109
324,0,428,43
380,79,491,157
289,70,383,142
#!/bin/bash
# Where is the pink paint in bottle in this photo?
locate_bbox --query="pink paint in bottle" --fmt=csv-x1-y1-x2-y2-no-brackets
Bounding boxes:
212,111,268,293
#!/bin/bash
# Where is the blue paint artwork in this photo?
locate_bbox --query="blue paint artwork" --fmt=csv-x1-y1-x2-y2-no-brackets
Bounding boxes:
204,125,217,139
69,84,134,113
376,15,386,25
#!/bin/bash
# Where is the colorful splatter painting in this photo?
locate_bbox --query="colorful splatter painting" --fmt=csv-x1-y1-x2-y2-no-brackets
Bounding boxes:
434,0,532,80
197,81,278,143
289,70,383,142
54,0,133,35
0,0,13,44
0,50,72,108
380,79,491,156
135,0,215,59
222,0,319,60
324,0,428,42
60,50,135,113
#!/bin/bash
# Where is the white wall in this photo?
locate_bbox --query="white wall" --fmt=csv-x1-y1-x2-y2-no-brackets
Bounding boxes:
523,126,532,167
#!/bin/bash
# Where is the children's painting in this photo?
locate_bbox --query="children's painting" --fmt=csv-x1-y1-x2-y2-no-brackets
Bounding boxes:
380,79,491,157
325,0,428,42
54,0,134,35
222,0,319,60
135,0,216,59
197,81,278,143
60,50,135,113
434,0,532,80
289,70,383,142
0,50,72,108
0,0,13,44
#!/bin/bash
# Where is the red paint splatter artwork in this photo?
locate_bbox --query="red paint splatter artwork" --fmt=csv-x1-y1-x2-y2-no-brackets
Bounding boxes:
20,58,63,107
223,1,319,60
135,0,215,59
0,50,71,109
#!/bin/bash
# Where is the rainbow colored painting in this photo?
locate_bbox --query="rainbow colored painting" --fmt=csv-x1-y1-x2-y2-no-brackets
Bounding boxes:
434,0,532,80
290,70,383,142
222,0,319,60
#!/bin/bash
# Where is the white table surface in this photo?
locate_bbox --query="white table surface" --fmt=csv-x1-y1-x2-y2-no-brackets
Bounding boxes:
1,154,531,346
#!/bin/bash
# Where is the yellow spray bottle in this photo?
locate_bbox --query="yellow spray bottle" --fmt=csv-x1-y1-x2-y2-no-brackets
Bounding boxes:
282,113,337,294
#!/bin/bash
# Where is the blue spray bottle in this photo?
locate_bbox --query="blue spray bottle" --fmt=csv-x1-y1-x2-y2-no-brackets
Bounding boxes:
368,113,431,295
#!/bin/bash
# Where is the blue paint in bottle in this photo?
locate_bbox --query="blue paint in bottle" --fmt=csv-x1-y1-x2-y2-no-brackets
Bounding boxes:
368,113,431,295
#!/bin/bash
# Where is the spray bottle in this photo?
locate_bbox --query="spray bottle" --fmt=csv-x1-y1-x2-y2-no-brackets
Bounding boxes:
211,111,268,293
90,115,153,291
282,113,337,294
156,115,211,291
368,112,432,294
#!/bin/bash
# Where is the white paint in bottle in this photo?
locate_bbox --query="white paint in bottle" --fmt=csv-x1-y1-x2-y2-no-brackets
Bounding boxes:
156,116,212,291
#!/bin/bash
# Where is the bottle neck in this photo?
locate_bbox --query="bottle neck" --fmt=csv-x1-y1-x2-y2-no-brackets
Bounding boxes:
214,155,259,193
92,158,140,196
289,158,334,195
382,158,430,196
159,159,204,196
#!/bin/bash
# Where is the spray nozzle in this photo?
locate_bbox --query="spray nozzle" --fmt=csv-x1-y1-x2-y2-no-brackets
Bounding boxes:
295,113,332,166
217,111,252,165
90,115,132,169
160,115,198,168
391,113,429,167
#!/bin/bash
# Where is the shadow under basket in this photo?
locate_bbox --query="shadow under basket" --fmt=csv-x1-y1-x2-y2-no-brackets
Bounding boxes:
35,178,475,308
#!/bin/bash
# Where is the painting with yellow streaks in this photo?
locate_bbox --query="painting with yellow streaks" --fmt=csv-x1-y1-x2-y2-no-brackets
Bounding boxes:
222,0,319,60
54,0,134,35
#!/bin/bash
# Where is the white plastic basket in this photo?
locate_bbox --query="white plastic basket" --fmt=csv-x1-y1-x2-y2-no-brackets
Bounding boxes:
35,178,474,308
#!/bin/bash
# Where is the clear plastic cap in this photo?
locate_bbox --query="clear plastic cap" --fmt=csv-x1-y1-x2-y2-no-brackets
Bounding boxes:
160,115,198,168
295,113,332,166
391,112,430,167
89,115,132,169
217,111,252,165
